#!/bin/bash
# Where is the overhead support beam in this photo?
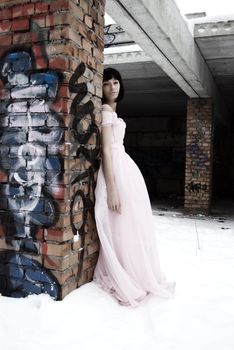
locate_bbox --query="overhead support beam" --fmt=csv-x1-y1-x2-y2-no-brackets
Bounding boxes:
104,50,152,65
106,0,210,97
107,0,230,123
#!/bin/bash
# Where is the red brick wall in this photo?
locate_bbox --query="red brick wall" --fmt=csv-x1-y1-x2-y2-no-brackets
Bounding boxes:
0,0,105,299
184,98,214,214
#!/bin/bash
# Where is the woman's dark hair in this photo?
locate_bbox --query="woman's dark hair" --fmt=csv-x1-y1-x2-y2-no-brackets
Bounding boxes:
102,67,124,103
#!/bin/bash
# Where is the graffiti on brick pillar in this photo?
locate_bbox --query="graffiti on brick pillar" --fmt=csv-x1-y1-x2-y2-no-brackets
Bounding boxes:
68,62,101,276
186,181,208,193
0,50,62,298
187,142,208,168
187,132,209,177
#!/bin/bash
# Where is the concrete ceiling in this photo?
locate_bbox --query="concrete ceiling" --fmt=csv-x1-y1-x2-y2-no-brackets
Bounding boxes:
105,7,234,120
114,62,187,117
194,21,234,115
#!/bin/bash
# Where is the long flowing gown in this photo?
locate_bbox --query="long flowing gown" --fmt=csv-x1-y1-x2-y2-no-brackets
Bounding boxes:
93,110,175,307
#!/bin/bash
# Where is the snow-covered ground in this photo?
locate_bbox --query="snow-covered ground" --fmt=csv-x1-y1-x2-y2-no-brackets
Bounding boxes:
1,207,234,350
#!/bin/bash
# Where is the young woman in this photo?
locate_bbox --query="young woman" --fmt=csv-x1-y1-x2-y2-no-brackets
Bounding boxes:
93,67,175,307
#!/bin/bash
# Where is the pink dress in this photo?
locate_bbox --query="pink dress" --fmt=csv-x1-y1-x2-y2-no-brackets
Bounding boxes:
93,110,175,307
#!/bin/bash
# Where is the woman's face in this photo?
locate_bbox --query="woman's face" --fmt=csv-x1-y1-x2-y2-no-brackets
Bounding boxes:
103,78,120,103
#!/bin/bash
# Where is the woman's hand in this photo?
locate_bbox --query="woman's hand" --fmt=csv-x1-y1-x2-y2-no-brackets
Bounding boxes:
107,187,121,214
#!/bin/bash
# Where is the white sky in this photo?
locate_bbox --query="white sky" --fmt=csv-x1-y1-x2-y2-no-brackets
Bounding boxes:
105,0,234,25
175,0,234,16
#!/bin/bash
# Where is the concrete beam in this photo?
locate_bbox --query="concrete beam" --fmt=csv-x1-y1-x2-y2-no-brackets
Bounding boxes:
194,20,234,39
104,50,152,65
106,0,230,123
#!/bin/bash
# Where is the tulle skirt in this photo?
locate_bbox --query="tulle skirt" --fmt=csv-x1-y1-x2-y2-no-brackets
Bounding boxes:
93,144,175,307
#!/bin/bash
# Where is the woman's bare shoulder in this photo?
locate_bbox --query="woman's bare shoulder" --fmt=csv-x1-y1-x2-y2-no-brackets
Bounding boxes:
102,104,114,112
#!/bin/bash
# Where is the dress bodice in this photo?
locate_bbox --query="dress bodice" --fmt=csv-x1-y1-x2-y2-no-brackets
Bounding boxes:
101,111,126,146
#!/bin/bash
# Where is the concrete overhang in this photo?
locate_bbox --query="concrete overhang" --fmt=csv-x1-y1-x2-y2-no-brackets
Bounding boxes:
194,19,234,114
108,61,187,116
105,0,231,124
106,0,215,98
104,47,152,65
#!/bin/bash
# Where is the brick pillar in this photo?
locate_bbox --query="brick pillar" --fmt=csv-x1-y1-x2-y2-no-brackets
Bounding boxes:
0,0,105,299
184,98,214,214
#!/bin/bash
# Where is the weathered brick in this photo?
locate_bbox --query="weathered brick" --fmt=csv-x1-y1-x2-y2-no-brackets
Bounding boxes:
31,14,46,27
0,20,12,32
82,38,92,54
46,251,78,270
87,29,97,44
49,27,63,41
63,27,82,47
23,3,35,16
92,46,104,62
0,0,104,300
46,12,72,27
49,56,70,71
51,98,71,113
12,31,31,44
12,5,23,18
60,277,77,298
45,228,74,242
57,84,73,98
86,241,99,255
0,8,12,20
12,18,30,32
52,267,74,285
0,170,8,183
77,21,88,39
41,242,72,257
45,42,76,56
87,55,96,69
84,14,93,29
77,270,88,287
79,0,89,13
184,98,213,214
0,33,12,46
35,3,49,14
50,0,69,12
35,56,48,69
69,1,84,21
77,48,88,63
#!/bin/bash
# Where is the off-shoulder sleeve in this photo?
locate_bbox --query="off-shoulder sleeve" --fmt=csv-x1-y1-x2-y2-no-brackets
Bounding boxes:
101,110,113,126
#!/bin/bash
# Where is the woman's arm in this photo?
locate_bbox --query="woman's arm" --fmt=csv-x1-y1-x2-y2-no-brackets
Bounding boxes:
101,107,121,214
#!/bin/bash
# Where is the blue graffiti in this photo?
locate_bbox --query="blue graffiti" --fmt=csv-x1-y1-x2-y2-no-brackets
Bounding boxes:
0,50,62,299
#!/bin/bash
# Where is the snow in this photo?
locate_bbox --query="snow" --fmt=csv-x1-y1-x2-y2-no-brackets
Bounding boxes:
1,208,234,350
175,0,234,17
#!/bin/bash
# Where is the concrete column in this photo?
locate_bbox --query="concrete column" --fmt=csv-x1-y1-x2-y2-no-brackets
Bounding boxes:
184,98,214,214
0,0,105,299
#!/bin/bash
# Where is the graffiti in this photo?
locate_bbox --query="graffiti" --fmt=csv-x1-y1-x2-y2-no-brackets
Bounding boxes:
186,120,210,180
186,181,208,193
0,50,63,243
187,142,208,168
0,48,62,299
68,62,101,276
187,136,209,178
104,24,134,48
0,252,59,298
0,19,101,298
